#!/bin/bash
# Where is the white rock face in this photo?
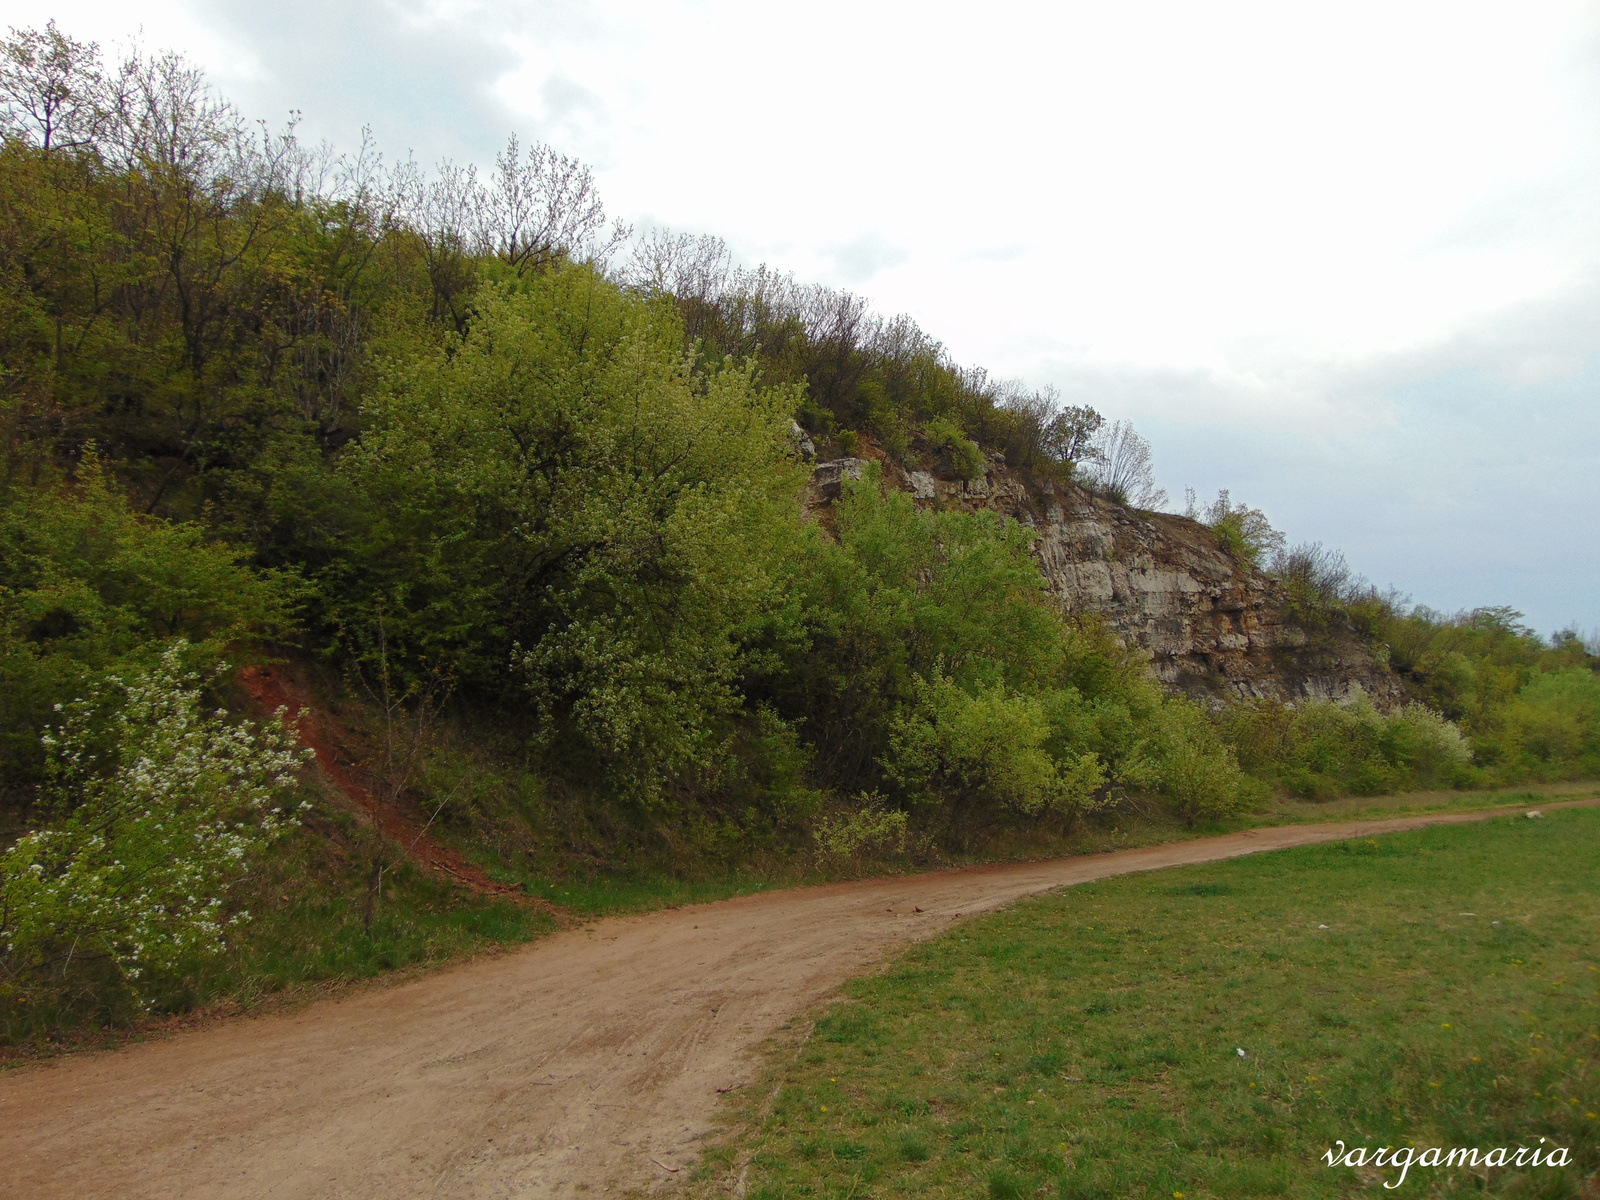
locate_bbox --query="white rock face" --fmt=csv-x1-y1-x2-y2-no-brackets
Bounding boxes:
805,455,1401,705
808,458,867,501
788,420,816,462
1026,488,1401,704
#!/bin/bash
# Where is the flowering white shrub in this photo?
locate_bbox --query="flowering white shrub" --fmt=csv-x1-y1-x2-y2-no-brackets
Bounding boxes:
0,644,312,1000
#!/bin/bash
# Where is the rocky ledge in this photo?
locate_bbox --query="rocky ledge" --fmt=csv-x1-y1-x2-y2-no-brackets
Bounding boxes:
809,452,1401,707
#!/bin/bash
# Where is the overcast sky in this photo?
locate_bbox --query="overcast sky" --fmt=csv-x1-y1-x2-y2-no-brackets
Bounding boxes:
19,0,1600,634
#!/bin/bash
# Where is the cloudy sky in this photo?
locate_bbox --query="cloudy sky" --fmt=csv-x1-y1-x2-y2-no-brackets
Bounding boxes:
20,0,1600,634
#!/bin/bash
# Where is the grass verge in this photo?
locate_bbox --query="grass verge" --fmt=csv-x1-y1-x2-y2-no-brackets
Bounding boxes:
689,806,1600,1198
0,807,554,1057
465,780,1600,918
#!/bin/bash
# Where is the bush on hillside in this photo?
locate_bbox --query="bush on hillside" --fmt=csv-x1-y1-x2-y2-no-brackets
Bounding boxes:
924,417,986,481
811,794,909,866
0,645,311,1008
0,458,298,804
1121,699,1259,825
1189,488,1283,568
885,674,1107,824
1220,695,1475,799
1476,668,1600,780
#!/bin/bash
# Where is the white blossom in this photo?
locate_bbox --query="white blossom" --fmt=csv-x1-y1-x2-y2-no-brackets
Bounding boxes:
0,643,313,1003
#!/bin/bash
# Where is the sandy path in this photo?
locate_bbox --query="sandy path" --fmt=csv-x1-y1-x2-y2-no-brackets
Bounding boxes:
3,800,1592,1199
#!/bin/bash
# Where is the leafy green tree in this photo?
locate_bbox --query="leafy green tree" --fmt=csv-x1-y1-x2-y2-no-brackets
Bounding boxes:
344,268,804,805
1190,488,1283,567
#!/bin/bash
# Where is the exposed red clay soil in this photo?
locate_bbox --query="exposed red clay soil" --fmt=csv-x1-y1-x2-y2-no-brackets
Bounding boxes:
3,797,1594,1200
237,664,535,906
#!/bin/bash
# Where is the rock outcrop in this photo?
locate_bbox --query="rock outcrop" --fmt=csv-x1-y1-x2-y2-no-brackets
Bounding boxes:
811,451,1401,707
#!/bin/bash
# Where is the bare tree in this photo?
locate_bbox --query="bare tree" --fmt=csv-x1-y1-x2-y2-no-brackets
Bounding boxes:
0,20,105,151
478,133,630,273
1084,420,1168,508
348,604,456,933
98,45,243,178
623,227,732,301
1271,541,1353,602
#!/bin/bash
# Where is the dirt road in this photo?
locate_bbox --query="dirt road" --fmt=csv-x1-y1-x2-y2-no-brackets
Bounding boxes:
4,801,1592,1199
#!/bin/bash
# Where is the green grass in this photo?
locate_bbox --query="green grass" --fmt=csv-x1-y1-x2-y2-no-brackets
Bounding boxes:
1250,780,1600,827
692,807,1600,1198
467,783,1600,920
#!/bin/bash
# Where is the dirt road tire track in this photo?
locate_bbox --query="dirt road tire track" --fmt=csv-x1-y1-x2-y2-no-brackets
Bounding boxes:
4,800,1594,1199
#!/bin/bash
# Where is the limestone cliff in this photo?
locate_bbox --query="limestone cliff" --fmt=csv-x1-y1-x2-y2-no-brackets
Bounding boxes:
807,451,1402,707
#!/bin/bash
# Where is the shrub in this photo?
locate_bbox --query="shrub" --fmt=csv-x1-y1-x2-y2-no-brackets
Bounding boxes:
1487,669,1600,780
811,793,909,865
0,644,312,1007
1193,489,1283,568
1219,695,1475,799
924,417,986,481
885,674,1107,823
1270,541,1354,620
349,270,805,808
0,456,298,800
1123,700,1256,825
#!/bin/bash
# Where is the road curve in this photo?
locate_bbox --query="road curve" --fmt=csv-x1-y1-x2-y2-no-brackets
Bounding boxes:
4,800,1592,1199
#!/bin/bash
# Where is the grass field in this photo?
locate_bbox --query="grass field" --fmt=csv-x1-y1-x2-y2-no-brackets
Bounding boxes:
691,806,1600,1198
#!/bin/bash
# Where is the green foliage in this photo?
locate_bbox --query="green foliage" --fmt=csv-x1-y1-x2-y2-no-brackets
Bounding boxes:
1121,698,1259,824
811,793,909,866
1488,669,1600,780
764,477,1250,834
769,477,1093,798
2,21,1593,1045
346,271,805,807
886,674,1106,820
625,234,1106,482
0,646,311,1009
698,809,1600,1199
1195,488,1284,567
924,416,986,481
0,458,297,800
1337,602,1600,785
1223,696,1475,799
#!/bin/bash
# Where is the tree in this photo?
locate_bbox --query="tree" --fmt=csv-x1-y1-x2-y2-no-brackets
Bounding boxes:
346,267,804,805
1084,419,1167,508
0,21,104,151
1195,488,1284,567
479,133,630,274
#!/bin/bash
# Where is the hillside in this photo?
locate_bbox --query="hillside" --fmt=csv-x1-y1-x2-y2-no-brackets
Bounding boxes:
0,21,1596,1043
